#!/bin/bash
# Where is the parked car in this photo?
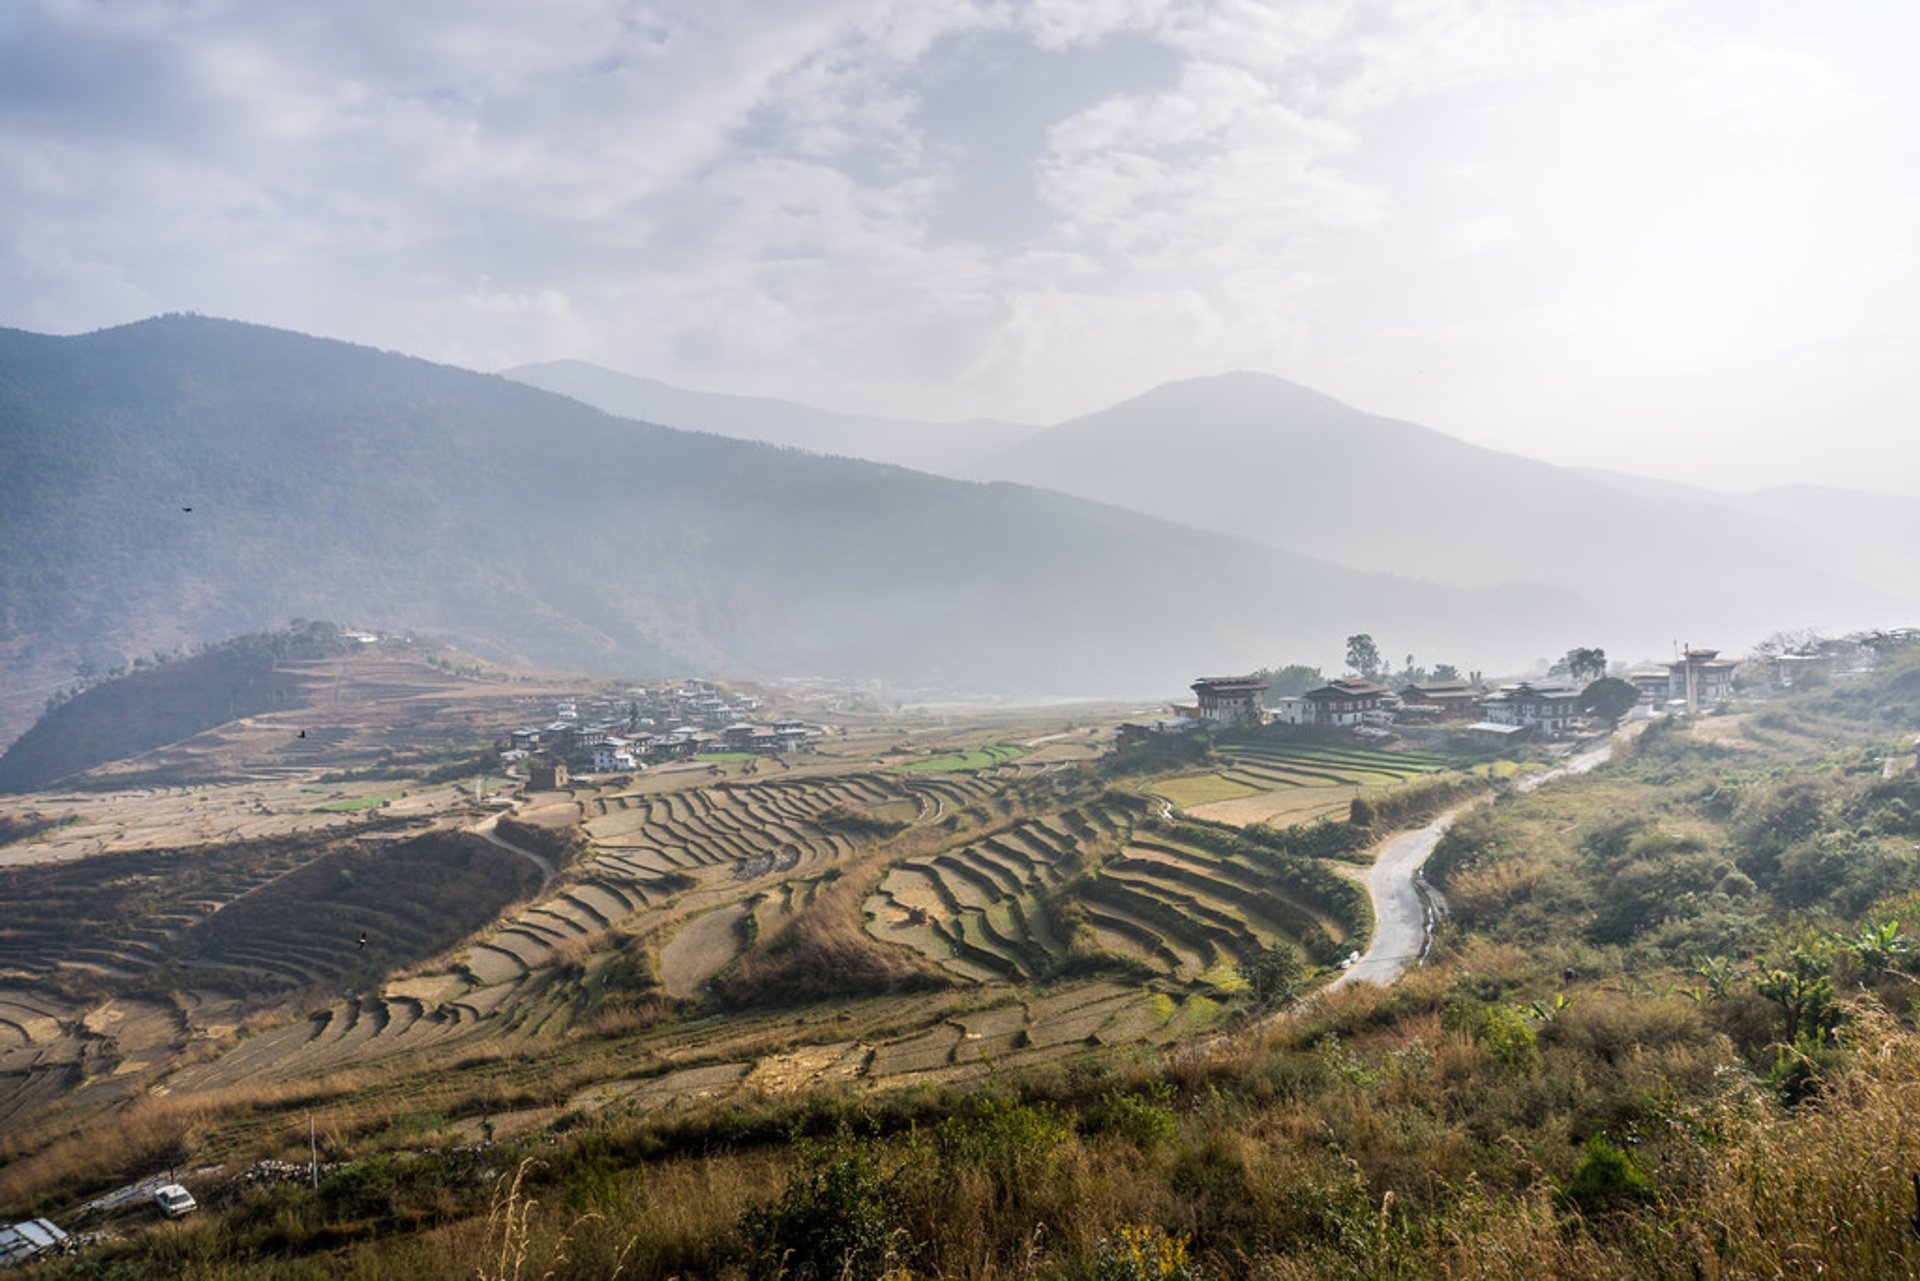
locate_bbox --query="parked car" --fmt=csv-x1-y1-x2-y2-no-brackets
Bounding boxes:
152,1184,197,1218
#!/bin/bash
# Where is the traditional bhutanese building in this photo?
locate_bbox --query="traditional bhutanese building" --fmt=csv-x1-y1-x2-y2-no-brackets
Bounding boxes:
1480,682,1582,737
1396,680,1482,721
1190,675,1267,728
1667,648,1737,710
1297,679,1390,727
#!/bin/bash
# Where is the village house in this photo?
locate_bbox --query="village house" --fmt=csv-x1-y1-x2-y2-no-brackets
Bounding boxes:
1115,716,1204,749
1480,682,1582,737
1276,679,1391,727
1627,670,1673,706
1395,679,1482,721
1464,721,1532,748
572,722,615,749
592,739,639,772
1188,675,1268,728
527,760,568,790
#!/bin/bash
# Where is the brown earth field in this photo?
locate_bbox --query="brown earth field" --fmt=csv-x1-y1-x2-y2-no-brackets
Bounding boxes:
0,660,1415,1230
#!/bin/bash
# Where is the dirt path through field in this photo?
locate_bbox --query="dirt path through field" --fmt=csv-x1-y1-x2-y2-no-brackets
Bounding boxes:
467,815,556,885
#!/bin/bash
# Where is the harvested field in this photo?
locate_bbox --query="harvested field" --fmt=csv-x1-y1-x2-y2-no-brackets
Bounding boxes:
658,903,752,997
1187,785,1354,828
1149,773,1258,808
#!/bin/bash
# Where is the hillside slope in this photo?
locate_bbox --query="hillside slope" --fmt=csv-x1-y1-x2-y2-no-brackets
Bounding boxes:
0,623,354,793
503,358,1037,476
0,318,1578,747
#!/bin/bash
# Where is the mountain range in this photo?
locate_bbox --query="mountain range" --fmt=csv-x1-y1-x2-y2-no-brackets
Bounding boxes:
0,316,1584,749
514,361,1917,653
504,359,1039,476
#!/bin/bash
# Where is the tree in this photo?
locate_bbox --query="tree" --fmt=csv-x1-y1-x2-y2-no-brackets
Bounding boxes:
1254,664,1325,701
1579,677,1639,726
1565,647,1608,683
1432,663,1460,682
1239,940,1306,1007
1345,634,1382,680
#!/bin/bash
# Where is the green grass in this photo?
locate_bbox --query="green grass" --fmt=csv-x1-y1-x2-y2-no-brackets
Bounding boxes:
694,752,758,762
1150,774,1259,808
894,745,1031,773
316,794,400,812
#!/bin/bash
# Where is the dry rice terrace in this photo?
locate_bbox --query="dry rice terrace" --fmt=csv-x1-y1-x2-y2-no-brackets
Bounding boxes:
0,696,1424,1222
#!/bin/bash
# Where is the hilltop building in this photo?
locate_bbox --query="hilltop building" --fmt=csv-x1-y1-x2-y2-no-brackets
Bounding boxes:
1189,675,1267,728
1668,648,1737,710
1626,670,1672,705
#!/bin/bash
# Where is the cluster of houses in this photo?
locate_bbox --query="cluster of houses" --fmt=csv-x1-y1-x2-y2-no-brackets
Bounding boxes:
1120,647,1746,750
1759,628,1920,689
501,681,821,776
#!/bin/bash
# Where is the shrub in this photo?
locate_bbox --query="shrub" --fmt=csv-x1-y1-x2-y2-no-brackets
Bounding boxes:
1088,1223,1208,1280
740,1139,902,1281
1561,1134,1653,1213
1082,1084,1178,1150
1472,1004,1538,1070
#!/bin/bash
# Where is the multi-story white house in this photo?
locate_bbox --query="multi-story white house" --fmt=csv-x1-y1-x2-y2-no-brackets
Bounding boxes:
1273,679,1390,727
593,738,639,772
1190,675,1267,728
1480,682,1582,738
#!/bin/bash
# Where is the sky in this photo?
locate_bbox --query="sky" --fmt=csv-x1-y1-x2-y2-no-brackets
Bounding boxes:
3,0,1916,494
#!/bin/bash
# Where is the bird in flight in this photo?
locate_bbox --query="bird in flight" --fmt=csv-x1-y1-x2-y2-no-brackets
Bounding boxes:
182,507,192,512
357,931,368,949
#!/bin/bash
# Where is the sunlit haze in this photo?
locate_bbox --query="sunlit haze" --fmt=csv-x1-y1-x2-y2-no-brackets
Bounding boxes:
3,0,1916,492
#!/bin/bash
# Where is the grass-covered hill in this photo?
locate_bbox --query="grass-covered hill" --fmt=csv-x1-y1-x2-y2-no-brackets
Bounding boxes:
0,316,1580,748
0,622,353,793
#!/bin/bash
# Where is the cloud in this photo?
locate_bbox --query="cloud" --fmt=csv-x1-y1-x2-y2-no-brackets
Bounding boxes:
1680,42,1857,134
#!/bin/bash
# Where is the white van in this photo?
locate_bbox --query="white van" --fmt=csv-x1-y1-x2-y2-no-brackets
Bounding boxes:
153,1184,197,1218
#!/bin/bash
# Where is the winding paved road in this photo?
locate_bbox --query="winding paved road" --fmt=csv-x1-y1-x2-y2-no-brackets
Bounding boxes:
1323,734,1623,995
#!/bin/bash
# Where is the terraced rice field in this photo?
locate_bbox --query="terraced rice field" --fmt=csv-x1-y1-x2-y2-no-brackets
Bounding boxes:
866,807,1113,984
1079,828,1351,983
6,713,1400,1152
1177,742,1451,827
865,793,1346,993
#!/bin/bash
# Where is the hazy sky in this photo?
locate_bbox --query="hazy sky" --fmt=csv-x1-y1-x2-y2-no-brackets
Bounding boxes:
4,0,1916,493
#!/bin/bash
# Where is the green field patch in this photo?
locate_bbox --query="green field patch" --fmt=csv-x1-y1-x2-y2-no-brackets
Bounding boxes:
894,744,1031,773
315,794,400,812
1199,960,1249,991
694,752,758,762
1151,773,1259,808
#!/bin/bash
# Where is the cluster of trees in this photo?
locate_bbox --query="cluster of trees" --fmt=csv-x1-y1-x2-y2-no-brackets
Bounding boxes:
1257,635,1474,699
